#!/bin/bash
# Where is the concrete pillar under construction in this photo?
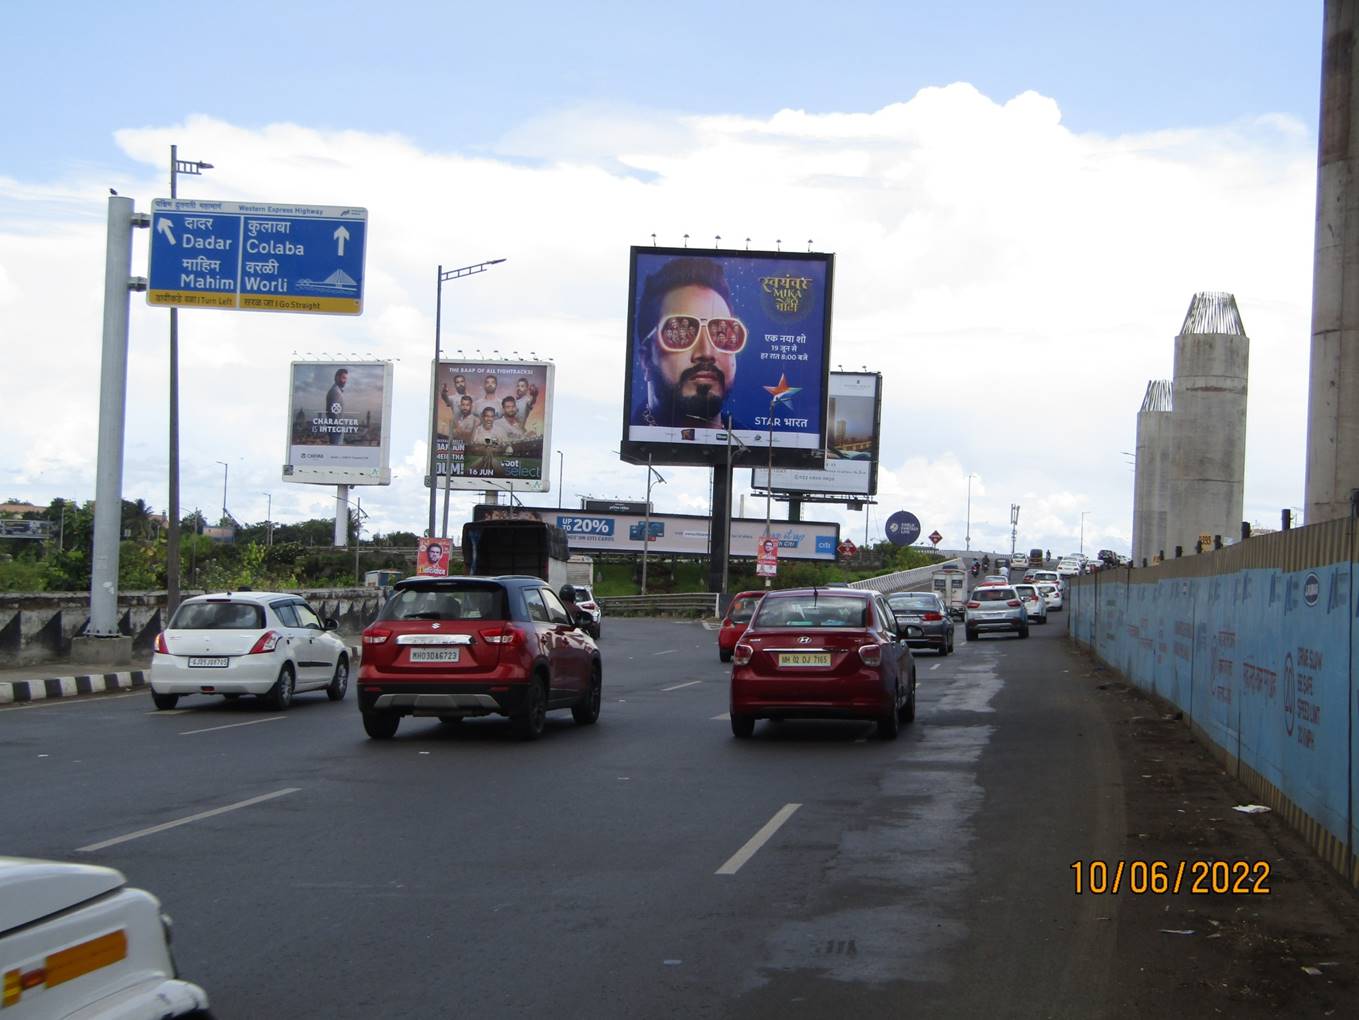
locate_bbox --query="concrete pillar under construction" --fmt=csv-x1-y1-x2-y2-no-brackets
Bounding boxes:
1305,0,1359,524
1131,379,1172,563
1167,292,1249,555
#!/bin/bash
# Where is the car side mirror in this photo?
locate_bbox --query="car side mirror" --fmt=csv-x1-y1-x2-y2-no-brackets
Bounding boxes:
324,618,339,631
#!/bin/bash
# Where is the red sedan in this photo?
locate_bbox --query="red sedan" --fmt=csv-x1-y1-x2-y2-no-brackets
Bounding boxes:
717,591,765,662
730,587,916,740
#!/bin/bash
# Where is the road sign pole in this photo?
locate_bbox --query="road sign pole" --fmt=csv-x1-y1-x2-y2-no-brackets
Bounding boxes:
88,196,146,637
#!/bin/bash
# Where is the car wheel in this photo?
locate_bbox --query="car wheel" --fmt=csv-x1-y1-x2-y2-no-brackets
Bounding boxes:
965,627,978,641
877,682,901,740
719,648,732,663
326,656,349,701
572,664,602,725
512,676,548,741
730,712,755,738
591,623,601,640
900,675,917,723
939,636,950,657
151,690,179,710
1019,625,1030,639
265,663,295,711
361,710,399,740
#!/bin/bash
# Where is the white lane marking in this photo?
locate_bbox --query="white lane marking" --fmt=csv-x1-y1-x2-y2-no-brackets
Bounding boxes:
652,649,678,656
77,787,301,852
716,803,801,875
662,680,702,692
147,709,191,716
180,716,287,736
930,663,942,671
0,691,145,712
712,712,730,720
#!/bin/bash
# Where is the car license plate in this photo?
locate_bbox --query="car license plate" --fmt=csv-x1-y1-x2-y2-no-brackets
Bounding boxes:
900,615,922,622
187,656,228,668
409,648,460,663
777,652,831,667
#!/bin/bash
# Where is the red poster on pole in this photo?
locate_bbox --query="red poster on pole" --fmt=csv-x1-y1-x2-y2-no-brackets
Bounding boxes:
756,535,779,578
417,537,450,576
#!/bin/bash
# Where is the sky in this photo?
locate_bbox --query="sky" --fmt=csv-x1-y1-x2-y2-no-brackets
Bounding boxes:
0,1,1327,558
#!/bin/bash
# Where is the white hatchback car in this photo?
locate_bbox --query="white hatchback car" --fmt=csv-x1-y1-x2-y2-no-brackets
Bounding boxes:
150,591,350,710
1037,581,1064,611
0,856,208,1018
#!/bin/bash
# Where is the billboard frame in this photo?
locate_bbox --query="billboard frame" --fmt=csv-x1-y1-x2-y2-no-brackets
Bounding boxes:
426,358,556,493
619,245,835,469
281,359,393,487
751,370,883,498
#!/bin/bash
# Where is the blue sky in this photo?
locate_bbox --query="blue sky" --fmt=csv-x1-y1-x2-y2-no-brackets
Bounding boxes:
0,2,1329,555
4,1,1321,180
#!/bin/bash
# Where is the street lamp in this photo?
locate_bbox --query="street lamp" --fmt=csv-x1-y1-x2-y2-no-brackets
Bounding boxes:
556,450,565,512
262,491,272,547
965,473,976,551
640,458,666,594
165,144,214,617
215,461,229,523
427,258,507,540
1080,510,1091,557
1009,504,1020,556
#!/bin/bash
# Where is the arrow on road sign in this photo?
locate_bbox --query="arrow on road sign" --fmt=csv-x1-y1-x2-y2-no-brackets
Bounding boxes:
334,225,350,256
157,219,176,245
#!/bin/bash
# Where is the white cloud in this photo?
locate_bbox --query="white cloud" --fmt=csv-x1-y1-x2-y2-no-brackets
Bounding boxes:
0,87,1315,555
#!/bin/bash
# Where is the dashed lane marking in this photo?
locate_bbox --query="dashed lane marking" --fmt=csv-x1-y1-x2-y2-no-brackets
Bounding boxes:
662,680,702,692
716,803,802,875
180,717,287,736
77,787,301,853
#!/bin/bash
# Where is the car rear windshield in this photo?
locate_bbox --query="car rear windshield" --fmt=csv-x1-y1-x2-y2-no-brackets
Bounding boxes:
728,596,760,623
973,588,1017,602
563,586,593,602
170,601,265,630
380,583,507,621
752,594,869,629
888,594,937,610
1013,585,1038,597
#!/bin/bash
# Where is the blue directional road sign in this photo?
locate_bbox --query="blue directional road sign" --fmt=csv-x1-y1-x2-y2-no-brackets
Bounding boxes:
147,199,367,315
885,510,922,547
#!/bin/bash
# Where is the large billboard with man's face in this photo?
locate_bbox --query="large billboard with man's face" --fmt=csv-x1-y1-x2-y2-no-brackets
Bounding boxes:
282,360,392,485
621,247,834,468
426,360,555,492
751,371,882,496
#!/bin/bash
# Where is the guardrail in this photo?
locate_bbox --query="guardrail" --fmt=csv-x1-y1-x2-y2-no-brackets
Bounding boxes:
848,558,962,594
597,593,721,617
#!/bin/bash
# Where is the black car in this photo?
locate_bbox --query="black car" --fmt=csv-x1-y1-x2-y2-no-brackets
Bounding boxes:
886,591,955,655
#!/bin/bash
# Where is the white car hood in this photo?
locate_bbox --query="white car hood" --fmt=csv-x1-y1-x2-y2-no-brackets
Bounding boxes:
0,857,125,933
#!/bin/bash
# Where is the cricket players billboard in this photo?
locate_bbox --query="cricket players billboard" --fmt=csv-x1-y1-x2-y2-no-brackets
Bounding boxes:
282,360,393,485
427,360,555,492
751,371,882,496
621,246,835,468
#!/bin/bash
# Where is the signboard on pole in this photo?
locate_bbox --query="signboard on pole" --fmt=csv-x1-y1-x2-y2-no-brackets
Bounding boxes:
885,511,922,547
929,529,943,547
756,535,779,577
282,361,392,486
147,200,367,314
428,360,555,492
416,537,450,577
752,371,881,495
621,246,835,469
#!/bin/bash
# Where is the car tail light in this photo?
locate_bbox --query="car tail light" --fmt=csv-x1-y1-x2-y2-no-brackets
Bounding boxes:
733,643,753,666
858,643,882,666
1007,599,1022,608
578,602,597,611
480,626,523,646
362,627,391,645
247,630,282,654
154,631,169,654
966,601,981,609
922,612,943,621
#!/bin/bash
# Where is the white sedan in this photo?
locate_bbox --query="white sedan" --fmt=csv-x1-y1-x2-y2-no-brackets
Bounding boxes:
0,857,208,1017
150,591,350,710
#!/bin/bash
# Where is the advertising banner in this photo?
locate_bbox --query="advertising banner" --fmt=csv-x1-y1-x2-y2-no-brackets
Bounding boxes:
416,537,450,577
752,372,881,495
621,246,834,468
756,536,779,577
282,361,392,485
472,504,839,561
427,360,555,492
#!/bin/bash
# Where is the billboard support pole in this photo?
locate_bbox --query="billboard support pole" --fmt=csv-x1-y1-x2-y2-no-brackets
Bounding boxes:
788,499,801,523
87,196,147,639
427,265,444,539
642,456,653,594
334,485,349,547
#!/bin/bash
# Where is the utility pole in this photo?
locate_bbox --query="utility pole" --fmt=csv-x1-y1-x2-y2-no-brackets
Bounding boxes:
965,473,975,551
1009,504,1020,556
641,457,665,593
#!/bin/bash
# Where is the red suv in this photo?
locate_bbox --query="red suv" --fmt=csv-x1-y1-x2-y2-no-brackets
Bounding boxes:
730,587,916,740
717,590,765,663
358,576,602,741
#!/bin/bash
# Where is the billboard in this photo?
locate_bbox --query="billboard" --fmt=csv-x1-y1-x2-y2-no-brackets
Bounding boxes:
752,372,881,496
416,537,451,576
427,360,555,492
621,247,834,468
472,504,839,561
282,361,393,485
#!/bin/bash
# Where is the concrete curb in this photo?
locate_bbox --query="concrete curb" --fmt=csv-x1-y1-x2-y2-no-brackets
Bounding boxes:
0,670,148,705
0,644,362,706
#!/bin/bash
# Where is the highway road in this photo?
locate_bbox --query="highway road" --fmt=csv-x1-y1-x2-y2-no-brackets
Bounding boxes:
4,615,1357,1018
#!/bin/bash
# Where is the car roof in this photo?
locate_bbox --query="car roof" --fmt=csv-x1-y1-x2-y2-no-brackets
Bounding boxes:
186,591,290,605
760,587,871,599
392,575,545,590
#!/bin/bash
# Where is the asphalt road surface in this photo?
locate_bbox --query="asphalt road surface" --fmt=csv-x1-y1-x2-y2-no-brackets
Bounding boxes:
3,616,1356,1018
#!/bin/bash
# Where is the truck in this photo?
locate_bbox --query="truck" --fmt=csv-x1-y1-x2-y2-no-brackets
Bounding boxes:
460,518,571,588
933,563,969,619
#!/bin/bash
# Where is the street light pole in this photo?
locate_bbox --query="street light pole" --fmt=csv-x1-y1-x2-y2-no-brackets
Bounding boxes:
426,258,507,539
165,144,213,618
262,491,272,547
215,461,229,522
965,473,975,551
1080,511,1090,557
557,450,564,512
1010,504,1020,557
640,457,666,594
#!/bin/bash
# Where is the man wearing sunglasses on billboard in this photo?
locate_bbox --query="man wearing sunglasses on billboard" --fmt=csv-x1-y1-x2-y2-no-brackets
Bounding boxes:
633,258,747,429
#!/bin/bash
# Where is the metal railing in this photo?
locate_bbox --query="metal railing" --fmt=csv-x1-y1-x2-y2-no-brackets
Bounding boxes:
848,558,963,594
597,592,721,617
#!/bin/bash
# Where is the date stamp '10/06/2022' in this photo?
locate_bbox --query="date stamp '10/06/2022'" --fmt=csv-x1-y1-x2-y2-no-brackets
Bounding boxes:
1071,859,1271,895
